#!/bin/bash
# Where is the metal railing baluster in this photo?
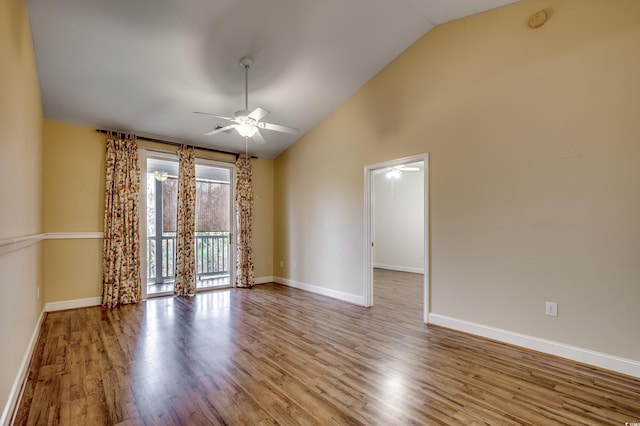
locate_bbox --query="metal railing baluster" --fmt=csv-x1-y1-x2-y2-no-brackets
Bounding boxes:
147,233,230,288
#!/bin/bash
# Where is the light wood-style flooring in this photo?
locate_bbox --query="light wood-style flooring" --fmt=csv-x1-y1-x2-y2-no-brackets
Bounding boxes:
13,269,640,425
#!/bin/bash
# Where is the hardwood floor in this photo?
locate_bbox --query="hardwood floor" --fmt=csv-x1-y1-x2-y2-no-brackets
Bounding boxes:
13,269,640,425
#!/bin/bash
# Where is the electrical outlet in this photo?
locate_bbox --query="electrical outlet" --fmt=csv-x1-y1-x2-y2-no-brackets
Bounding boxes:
280,260,284,268
545,301,558,317
292,261,297,270
36,286,40,300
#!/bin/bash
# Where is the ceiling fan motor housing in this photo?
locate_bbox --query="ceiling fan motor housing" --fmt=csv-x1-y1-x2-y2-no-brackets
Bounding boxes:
235,110,252,120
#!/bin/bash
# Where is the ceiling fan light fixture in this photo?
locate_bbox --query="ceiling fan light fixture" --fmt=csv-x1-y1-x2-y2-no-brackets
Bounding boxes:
236,122,258,138
154,171,169,182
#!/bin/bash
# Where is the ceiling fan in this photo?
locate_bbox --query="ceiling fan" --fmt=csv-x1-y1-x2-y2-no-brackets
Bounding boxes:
194,57,299,145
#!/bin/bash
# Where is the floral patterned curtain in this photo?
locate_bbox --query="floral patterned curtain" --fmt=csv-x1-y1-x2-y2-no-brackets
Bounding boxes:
174,145,197,296
235,154,255,288
102,133,141,308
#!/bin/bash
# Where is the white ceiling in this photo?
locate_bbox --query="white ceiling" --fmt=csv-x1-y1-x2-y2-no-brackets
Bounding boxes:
27,0,518,159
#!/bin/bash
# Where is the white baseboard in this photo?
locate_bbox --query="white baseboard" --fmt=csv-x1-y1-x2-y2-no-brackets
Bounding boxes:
428,313,640,379
1,310,45,426
373,263,424,274
45,297,102,312
254,276,274,285
274,276,365,306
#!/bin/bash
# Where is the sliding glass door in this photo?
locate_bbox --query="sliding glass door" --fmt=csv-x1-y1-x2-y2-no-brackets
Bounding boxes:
144,154,234,297
145,156,177,295
193,161,234,290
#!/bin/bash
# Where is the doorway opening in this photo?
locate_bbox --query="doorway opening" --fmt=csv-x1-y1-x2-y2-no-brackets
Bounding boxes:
364,154,429,323
143,153,235,297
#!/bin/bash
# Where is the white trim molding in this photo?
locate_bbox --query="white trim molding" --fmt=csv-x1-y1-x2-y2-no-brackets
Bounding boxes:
0,234,46,257
428,313,640,379
255,276,274,285
373,263,424,274
45,297,102,312
274,276,365,306
364,153,430,323
0,232,104,257
46,232,103,239
1,310,45,426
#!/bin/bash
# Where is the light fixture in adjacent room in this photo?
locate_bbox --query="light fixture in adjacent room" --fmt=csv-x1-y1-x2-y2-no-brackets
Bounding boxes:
154,171,169,182
386,169,402,180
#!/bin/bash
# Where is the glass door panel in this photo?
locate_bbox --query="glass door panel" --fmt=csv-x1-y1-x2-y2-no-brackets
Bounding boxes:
195,162,234,289
144,156,234,296
146,156,178,296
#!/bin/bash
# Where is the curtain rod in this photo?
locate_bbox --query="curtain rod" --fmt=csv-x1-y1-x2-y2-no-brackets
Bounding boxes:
95,129,257,159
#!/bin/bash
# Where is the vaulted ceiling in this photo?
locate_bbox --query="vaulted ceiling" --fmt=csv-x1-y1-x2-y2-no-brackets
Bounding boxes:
27,0,519,158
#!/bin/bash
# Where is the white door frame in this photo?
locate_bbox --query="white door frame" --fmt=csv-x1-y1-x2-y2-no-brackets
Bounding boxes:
195,157,237,290
140,150,180,299
139,148,149,299
139,150,237,298
363,153,430,323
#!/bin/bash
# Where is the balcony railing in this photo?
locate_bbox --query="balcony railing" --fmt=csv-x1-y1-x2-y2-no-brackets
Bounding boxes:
147,232,230,282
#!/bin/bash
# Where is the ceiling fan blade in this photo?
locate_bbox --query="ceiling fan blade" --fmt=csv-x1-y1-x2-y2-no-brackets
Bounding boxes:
248,107,270,122
261,122,299,135
194,112,235,121
252,131,267,145
204,124,236,136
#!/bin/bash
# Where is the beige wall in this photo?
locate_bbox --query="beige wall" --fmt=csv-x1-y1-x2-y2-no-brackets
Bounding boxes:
43,121,106,232
42,120,275,302
274,0,640,360
252,158,275,279
0,0,44,416
42,121,105,302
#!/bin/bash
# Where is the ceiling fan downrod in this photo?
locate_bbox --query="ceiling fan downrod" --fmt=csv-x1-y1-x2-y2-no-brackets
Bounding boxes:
239,56,253,112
